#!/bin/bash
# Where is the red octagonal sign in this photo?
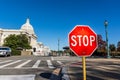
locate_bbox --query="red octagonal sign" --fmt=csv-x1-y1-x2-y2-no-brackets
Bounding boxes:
68,25,98,57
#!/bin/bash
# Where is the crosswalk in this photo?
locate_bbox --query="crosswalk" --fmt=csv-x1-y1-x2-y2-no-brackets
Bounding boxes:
32,60,41,68
0,59,63,69
0,60,22,68
15,60,32,68
47,60,55,68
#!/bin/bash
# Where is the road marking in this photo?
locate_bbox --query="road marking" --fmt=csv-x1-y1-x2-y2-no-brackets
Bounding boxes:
32,60,41,68
0,60,13,64
0,60,63,69
0,75,35,80
15,60,31,68
47,60,54,69
51,57,54,60
98,66,116,70
0,60,22,68
57,61,63,65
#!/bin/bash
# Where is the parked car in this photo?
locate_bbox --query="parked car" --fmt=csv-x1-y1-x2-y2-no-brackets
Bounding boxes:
0,47,11,57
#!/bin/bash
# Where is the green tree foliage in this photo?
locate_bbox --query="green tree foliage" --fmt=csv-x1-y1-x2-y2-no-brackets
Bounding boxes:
109,44,116,51
117,41,120,52
3,34,18,49
16,34,32,49
3,34,32,55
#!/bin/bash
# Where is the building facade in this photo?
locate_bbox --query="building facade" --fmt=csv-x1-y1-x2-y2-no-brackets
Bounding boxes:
0,18,50,56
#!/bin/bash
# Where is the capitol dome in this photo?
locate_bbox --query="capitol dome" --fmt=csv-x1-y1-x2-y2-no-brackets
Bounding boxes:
21,18,34,34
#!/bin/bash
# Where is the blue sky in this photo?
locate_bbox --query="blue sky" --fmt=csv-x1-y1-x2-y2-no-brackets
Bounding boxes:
0,0,120,50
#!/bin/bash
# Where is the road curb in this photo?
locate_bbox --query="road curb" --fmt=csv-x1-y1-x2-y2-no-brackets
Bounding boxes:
50,68,62,80
50,66,70,80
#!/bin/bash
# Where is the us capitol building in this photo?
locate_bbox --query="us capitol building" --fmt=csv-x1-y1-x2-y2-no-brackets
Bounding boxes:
0,18,50,56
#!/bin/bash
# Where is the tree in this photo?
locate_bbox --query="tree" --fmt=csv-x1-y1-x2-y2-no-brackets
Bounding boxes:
16,34,32,49
3,34,18,49
117,41,120,52
94,34,106,56
3,34,32,55
109,44,116,52
109,44,116,57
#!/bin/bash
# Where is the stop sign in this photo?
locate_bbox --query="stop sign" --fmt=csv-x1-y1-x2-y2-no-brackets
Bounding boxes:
68,25,97,57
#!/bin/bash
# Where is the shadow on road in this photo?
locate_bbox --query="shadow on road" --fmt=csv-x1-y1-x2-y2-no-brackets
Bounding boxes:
39,72,52,79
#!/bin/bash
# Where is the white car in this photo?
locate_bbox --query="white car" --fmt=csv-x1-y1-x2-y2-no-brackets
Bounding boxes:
0,47,11,57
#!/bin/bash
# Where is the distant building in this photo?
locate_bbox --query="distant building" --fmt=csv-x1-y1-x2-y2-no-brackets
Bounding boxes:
0,18,50,56
33,42,51,56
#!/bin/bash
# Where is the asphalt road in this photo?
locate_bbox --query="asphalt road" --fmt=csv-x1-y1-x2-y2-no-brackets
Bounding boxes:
67,58,120,80
0,56,119,80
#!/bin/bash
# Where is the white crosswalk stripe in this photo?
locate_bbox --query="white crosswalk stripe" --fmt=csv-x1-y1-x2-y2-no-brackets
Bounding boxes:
57,61,63,65
0,75,35,80
32,60,41,68
47,60,55,69
0,60,22,68
15,60,32,68
0,60,63,69
0,60,13,64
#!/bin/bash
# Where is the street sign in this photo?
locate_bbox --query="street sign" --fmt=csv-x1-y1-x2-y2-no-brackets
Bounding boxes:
68,25,97,57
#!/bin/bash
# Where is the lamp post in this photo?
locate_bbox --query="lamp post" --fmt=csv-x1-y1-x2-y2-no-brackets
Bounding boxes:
104,20,110,58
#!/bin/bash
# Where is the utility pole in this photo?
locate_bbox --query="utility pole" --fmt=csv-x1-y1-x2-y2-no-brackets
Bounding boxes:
58,38,60,56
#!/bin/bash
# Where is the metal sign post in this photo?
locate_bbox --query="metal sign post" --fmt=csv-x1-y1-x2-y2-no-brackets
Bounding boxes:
82,56,86,80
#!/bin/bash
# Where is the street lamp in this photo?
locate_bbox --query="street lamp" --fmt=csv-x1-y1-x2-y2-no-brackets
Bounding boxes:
104,20,110,58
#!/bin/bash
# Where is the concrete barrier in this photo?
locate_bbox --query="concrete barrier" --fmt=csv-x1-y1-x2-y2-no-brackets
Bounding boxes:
21,51,32,56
